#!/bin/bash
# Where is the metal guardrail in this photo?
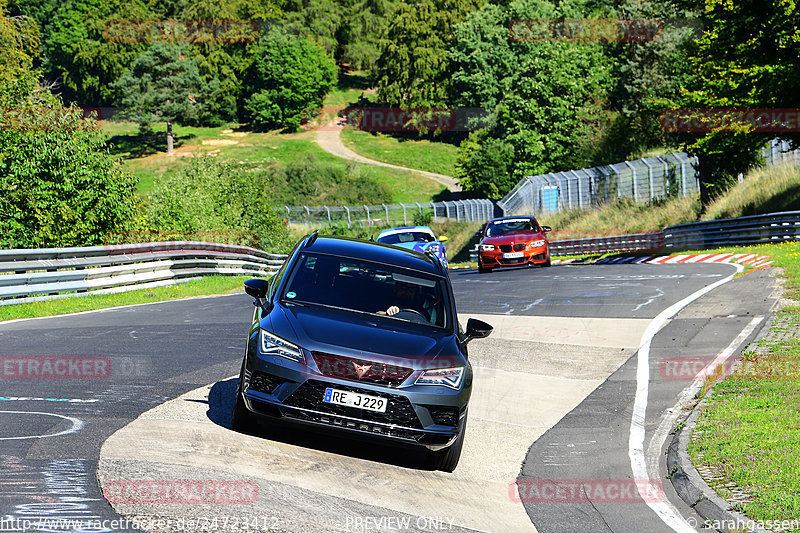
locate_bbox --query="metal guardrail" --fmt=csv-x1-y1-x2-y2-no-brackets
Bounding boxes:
549,233,665,256
0,242,288,305
467,211,800,260
664,211,800,251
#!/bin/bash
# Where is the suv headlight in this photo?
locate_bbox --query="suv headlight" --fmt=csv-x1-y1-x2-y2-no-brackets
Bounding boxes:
528,239,546,248
415,367,464,390
479,244,495,251
260,330,305,363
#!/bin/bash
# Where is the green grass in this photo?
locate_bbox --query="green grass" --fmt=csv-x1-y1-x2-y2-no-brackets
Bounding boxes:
686,241,800,528
340,129,459,176
103,121,447,202
0,276,259,322
323,70,372,108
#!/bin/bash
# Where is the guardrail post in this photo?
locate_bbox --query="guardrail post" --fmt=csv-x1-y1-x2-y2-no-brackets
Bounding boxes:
324,206,331,227
382,203,389,226
431,202,437,222
364,205,371,226
344,206,352,228
401,204,407,225
304,206,311,225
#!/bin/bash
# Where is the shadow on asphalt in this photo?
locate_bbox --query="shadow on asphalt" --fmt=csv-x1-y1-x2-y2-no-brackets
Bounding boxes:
205,378,434,470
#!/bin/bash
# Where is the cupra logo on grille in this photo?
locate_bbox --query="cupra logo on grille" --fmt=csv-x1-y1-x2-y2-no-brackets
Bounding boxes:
353,363,371,378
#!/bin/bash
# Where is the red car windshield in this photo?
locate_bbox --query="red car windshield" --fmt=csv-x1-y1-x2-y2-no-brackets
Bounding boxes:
485,219,539,237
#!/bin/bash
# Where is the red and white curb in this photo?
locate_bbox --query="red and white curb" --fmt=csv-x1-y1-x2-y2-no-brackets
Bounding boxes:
450,254,773,270
591,253,772,267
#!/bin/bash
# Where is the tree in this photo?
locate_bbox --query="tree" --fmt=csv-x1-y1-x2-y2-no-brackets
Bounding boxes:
450,0,616,195
241,29,337,131
375,0,481,108
677,0,800,205
45,0,153,106
1,0,137,248
115,43,213,154
0,0,39,107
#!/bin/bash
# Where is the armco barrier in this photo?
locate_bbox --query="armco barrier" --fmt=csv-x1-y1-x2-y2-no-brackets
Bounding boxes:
664,211,800,251
549,232,665,256
0,242,288,305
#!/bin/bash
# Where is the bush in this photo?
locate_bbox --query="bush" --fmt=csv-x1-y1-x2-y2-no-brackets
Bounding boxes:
242,30,337,131
142,156,292,252
270,153,393,206
0,107,138,248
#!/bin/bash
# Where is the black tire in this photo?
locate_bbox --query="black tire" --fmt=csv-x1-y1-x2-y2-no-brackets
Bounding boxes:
428,416,467,472
477,262,492,274
543,256,551,267
231,383,259,434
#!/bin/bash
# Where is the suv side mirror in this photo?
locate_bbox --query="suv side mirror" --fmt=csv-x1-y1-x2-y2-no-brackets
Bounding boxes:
541,225,552,232
244,278,271,311
464,318,493,343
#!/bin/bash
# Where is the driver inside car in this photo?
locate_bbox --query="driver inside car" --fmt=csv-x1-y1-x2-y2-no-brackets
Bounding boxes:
377,280,430,319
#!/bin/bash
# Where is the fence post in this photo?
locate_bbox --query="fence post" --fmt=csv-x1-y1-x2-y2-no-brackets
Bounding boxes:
364,205,371,226
324,206,331,228
624,161,638,202
304,206,311,225
344,206,351,229
284,206,291,225
641,158,655,201
382,204,389,226
431,202,437,222
402,204,407,225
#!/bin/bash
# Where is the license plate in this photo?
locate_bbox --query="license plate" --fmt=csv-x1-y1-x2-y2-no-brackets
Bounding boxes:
503,252,524,259
324,388,387,413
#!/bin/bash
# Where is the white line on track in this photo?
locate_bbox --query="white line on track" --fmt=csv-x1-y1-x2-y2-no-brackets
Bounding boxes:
645,315,763,527
628,262,744,532
0,411,84,440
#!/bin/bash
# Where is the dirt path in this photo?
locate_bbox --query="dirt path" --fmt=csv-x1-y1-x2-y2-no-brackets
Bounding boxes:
315,118,462,192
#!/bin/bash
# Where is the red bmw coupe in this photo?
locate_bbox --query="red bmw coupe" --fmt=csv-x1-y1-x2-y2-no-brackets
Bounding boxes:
476,216,552,273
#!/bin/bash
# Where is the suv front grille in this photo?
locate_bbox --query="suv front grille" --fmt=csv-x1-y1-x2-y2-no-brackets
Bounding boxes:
284,380,422,429
311,352,413,387
283,408,422,441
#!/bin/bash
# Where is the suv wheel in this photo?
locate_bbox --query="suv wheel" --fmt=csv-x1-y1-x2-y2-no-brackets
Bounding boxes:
428,415,467,472
231,382,259,433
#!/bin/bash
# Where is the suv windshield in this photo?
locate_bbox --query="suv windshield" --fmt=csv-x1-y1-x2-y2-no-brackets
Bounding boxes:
281,253,450,329
486,218,539,237
377,232,436,244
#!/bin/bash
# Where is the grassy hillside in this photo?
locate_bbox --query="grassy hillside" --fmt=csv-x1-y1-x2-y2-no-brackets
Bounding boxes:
340,129,459,176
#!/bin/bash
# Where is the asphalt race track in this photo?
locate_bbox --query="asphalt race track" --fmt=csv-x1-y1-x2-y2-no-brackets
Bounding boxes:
0,262,778,533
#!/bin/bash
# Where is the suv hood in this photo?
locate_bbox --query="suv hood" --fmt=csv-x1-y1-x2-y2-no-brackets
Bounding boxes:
267,304,460,368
